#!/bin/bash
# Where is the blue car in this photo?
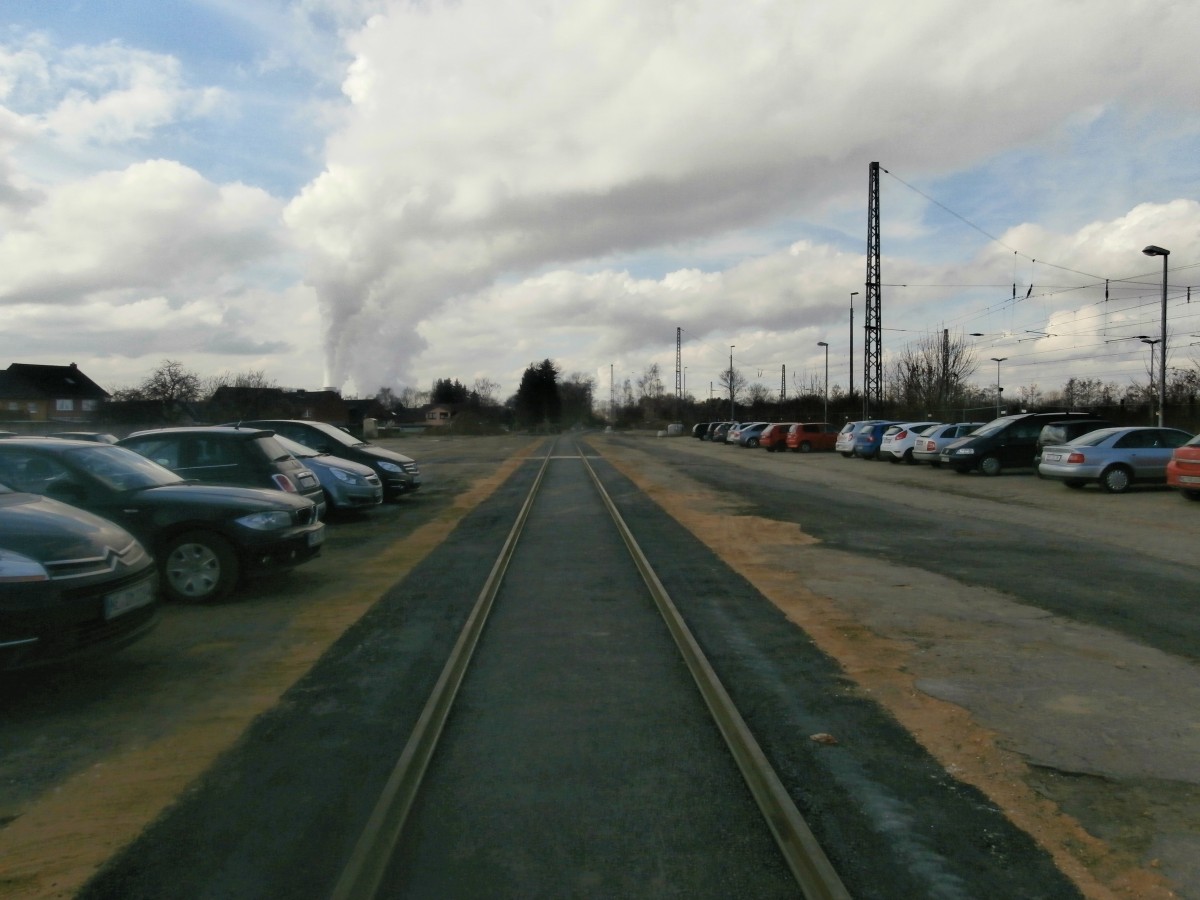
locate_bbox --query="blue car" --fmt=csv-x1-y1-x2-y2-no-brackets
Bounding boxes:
853,420,901,460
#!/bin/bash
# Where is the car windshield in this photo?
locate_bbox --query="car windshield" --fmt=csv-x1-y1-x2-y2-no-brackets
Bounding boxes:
970,416,1019,438
919,424,941,436
302,421,366,448
273,434,318,459
65,444,184,490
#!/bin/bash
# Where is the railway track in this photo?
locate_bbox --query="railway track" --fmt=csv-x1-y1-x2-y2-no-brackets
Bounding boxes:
332,437,849,899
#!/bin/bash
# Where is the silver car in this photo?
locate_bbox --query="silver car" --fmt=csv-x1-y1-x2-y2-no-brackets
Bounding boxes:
912,422,985,467
1037,426,1193,493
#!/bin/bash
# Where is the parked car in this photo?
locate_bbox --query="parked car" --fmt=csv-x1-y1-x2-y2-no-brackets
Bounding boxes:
785,423,840,453
0,438,325,602
48,432,119,444
835,420,876,457
711,422,735,444
881,422,940,464
1033,419,1115,470
853,421,901,460
912,422,985,466
760,423,796,452
228,420,420,500
704,422,732,441
119,427,326,519
1166,433,1200,501
940,411,1102,476
1038,426,1193,493
272,433,383,512
692,423,710,439
725,422,764,445
735,422,772,447
0,484,158,670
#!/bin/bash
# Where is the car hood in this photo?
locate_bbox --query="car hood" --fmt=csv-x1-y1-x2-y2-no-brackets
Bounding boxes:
134,482,316,512
0,491,143,561
356,445,415,465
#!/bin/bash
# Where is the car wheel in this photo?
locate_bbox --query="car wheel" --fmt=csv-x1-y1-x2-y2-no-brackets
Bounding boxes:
840,451,853,458
902,449,916,465
1064,480,1086,489
979,455,1002,476
1183,490,1200,502
747,438,759,448
1099,465,1132,494
162,531,239,602
799,441,812,453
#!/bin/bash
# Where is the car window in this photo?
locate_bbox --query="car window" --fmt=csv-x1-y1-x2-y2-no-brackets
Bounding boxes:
1115,430,1156,449
68,446,184,489
1163,430,1193,449
0,450,71,493
126,436,182,469
1073,428,1122,447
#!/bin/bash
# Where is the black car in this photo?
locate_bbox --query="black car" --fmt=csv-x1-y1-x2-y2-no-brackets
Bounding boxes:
1,484,158,670
119,426,326,519
227,420,420,500
0,438,324,602
940,411,1102,476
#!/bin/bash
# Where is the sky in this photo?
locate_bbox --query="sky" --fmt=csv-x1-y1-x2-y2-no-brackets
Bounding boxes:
2,0,1200,410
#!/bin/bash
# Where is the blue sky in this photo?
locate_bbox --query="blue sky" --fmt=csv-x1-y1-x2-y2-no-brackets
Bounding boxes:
2,0,1199,407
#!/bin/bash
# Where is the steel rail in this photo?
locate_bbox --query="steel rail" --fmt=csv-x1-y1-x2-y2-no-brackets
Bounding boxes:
330,444,556,900
579,448,851,900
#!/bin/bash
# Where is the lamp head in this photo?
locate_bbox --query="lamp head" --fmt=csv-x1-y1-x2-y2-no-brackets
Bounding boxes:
1143,245,1170,257
817,341,828,347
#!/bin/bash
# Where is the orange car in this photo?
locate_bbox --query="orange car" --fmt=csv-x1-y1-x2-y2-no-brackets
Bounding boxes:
785,422,841,453
1166,433,1200,501
759,423,796,452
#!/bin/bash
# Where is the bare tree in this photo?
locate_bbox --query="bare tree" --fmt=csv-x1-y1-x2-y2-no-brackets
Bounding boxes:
141,360,202,404
891,332,978,414
472,377,501,406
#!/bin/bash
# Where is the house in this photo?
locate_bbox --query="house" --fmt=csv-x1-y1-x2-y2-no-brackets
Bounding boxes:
423,404,456,427
0,363,110,424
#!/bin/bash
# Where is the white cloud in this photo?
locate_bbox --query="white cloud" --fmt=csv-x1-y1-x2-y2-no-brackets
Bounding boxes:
285,0,1200,396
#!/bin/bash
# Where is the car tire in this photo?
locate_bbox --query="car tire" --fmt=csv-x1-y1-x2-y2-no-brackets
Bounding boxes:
979,455,1002,476
161,531,239,602
902,449,916,465
840,451,853,458
1182,490,1200,502
747,438,759,448
799,441,812,453
1099,465,1133,494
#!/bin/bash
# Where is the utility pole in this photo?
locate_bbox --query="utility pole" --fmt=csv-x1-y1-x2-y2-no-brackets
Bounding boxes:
729,346,735,421
865,162,882,418
675,326,682,421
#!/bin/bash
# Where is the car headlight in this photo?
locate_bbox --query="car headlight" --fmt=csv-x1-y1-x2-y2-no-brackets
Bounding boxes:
236,510,294,531
377,461,403,473
0,549,50,583
330,467,360,484
952,447,975,455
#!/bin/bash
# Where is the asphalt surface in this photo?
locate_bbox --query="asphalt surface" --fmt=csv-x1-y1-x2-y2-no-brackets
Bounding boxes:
76,435,1085,899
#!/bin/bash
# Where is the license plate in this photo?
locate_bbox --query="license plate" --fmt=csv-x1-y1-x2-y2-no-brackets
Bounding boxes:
308,527,325,547
1043,453,1061,462
105,579,155,620
1180,475,1200,484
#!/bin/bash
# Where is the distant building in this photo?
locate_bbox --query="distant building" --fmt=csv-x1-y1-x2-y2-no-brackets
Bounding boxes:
0,362,110,424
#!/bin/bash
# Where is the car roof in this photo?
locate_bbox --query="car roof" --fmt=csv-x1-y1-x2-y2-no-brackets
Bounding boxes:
125,426,275,439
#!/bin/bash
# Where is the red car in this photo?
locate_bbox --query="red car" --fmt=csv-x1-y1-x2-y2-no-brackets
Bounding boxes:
759,423,796,452
785,422,840,453
1166,433,1200,501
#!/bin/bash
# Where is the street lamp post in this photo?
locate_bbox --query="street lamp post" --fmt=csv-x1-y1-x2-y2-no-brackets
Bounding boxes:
729,345,735,421
849,291,858,407
1140,337,1161,423
991,357,1007,417
817,341,829,423
1142,245,1169,427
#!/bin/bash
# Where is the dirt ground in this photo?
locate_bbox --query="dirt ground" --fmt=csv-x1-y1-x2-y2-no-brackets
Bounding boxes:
1,432,1197,899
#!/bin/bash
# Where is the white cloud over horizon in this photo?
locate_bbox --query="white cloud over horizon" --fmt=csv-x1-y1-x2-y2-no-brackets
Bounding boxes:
2,0,1199,407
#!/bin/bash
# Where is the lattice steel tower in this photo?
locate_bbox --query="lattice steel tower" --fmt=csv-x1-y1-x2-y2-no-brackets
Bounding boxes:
864,162,882,416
